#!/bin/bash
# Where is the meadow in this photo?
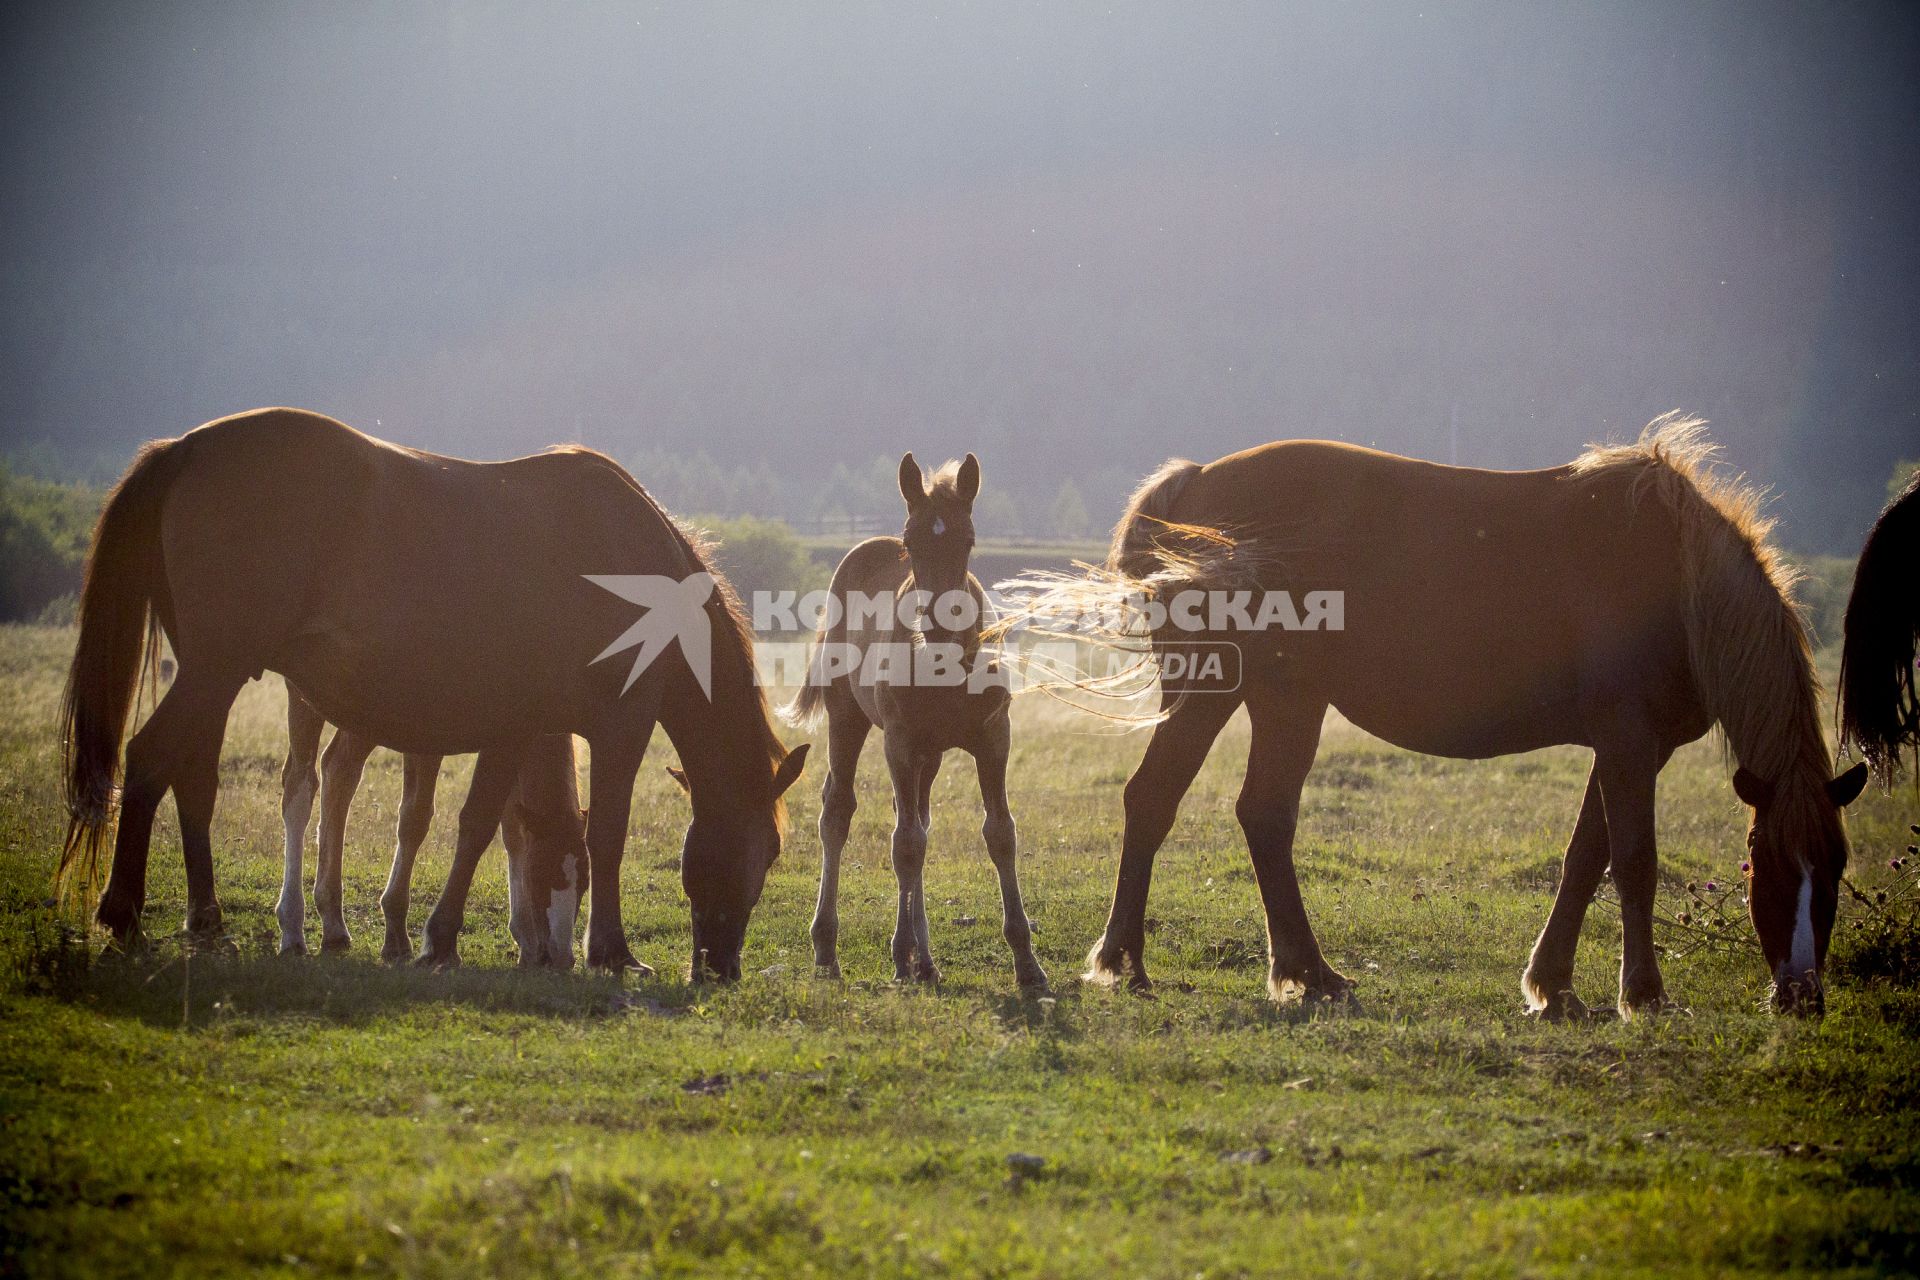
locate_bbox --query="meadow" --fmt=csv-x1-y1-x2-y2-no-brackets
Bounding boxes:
1,621,1916,1277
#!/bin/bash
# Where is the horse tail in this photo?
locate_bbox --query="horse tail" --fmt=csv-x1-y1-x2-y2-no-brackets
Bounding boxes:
780,612,834,729
1840,471,1920,784
1108,458,1204,580
57,435,188,906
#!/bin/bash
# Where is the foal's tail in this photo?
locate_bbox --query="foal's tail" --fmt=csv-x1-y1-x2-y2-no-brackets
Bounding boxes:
779,613,834,730
1839,471,1920,785
57,435,188,906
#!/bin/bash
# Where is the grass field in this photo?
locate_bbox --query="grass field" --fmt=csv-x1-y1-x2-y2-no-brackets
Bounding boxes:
2,622,1917,1277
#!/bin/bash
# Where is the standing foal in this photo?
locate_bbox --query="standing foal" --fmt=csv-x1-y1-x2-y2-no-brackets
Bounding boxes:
787,454,1045,988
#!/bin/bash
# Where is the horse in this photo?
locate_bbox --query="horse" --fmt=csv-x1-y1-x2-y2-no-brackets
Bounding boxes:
1046,416,1864,1017
785,453,1046,989
58,408,807,979
1839,469,1919,785
277,688,590,968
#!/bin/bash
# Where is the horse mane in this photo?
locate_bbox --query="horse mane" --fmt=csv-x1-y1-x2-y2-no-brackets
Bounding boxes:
923,459,971,502
545,444,790,834
1571,415,1831,855
1838,469,1920,784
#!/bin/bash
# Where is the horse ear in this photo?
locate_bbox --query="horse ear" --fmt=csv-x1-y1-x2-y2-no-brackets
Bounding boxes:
956,453,980,503
772,743,810,797
665,764,691,796
1829,761,1869,808
1732,766,1773,809
898,453,927,509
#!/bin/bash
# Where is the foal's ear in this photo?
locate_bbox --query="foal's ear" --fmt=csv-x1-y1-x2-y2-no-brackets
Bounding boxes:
956,453,980,503
1829,761,1869,808
1732,766,1773,809
898,453,927,509
772,743,810,797
665,764,691,796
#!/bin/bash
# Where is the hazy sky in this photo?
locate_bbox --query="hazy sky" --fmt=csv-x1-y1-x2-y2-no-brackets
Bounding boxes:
4,2,1916,550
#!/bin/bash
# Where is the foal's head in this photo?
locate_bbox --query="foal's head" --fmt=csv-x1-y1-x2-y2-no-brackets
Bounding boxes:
1734,760,1868,1013
898,452,980,629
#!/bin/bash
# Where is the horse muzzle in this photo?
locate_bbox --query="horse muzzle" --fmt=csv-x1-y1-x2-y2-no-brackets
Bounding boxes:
689,911,746,984
1770,966,1825,1016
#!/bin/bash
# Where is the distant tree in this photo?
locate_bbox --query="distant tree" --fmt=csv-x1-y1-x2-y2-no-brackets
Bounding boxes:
0,468,100,623
1049,478,1091,539
972,489,1021,539
695,514,827,608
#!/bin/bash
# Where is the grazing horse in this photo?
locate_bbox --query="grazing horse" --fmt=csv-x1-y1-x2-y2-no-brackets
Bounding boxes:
58,408,807,978
1060,417,1864,1016
1839,470,1919,785
277,689,589,967
786,453,1045,988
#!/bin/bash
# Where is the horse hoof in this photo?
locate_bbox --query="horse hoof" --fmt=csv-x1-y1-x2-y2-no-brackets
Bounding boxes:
277,937,308,958
587,948,644,975
1016,964,1051,993
415,945,459,971
380,938,413,965
320,934,352,955
815,961,843,980
184,903,225,937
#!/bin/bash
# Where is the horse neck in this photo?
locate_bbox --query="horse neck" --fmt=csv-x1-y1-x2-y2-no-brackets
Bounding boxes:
1689,550,1828,793
900,571,985,663
659,619,775,812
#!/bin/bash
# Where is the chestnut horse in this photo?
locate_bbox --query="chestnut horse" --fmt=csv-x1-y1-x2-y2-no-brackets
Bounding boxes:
1839,469,1919,785
277,690,589,968
786,454,1045,988
59,408,806,978
1066,417,1864,1016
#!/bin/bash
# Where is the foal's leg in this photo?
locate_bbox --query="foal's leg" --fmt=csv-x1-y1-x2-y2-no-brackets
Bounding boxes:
276,691,324,955
1238,687,1351,1004
418,747,527,968
1521,765,1610,1020
811,692,871,977
379,754,441,963
1595,738,1670,1016
972,713,1046,990
884,734,938,983
1086,690,1242,991
313,727,377,952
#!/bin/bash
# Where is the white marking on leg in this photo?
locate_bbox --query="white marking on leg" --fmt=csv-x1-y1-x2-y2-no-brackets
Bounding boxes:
276,779,313,953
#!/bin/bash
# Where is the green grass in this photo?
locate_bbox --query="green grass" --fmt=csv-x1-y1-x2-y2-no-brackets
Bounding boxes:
1,623,1917,1277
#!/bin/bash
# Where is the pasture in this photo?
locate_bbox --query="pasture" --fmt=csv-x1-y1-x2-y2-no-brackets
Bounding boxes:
1,622,1916,1277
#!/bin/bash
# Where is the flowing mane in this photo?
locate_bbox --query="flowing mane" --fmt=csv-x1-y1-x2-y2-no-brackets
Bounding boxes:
1571,415,1832,859
546,445,790,833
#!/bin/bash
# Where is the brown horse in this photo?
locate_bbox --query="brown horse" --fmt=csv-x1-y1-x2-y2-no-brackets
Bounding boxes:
786,454,1046,988
1839,469,1919,785
58,408,807,978
1060,417,1864,1016
277,689,590,968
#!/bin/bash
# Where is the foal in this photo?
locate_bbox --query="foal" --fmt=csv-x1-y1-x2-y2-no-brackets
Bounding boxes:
787,454,1045,988
278,688,589,967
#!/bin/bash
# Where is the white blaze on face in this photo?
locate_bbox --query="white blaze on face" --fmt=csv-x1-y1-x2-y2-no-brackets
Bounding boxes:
546,852,584,966
1788,874,1817,981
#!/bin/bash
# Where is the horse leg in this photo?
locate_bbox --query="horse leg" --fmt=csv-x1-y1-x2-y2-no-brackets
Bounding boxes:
313,727,375,952
1238,687,1351,1004
379,754,440,963
972,713,1046,990
276,689,323,955
95,683,205,944
1086,690,1241,991
883,734,937,983
501,796,542,967
418,746,526,968
811,692,870,977
1522,765,1610,1020
584,726,651,974
167,671,246,937
1595,735,1669,1016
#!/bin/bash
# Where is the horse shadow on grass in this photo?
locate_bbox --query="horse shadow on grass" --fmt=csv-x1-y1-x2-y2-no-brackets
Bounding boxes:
13,922,709,1030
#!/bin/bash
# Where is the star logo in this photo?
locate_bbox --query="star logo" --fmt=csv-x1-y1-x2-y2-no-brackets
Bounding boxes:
584,571,716,699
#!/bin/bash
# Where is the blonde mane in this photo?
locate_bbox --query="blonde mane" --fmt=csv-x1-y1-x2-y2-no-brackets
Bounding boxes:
1571,415,1831,857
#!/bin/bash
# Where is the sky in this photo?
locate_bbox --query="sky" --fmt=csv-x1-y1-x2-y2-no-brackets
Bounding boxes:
3,1,1917,551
